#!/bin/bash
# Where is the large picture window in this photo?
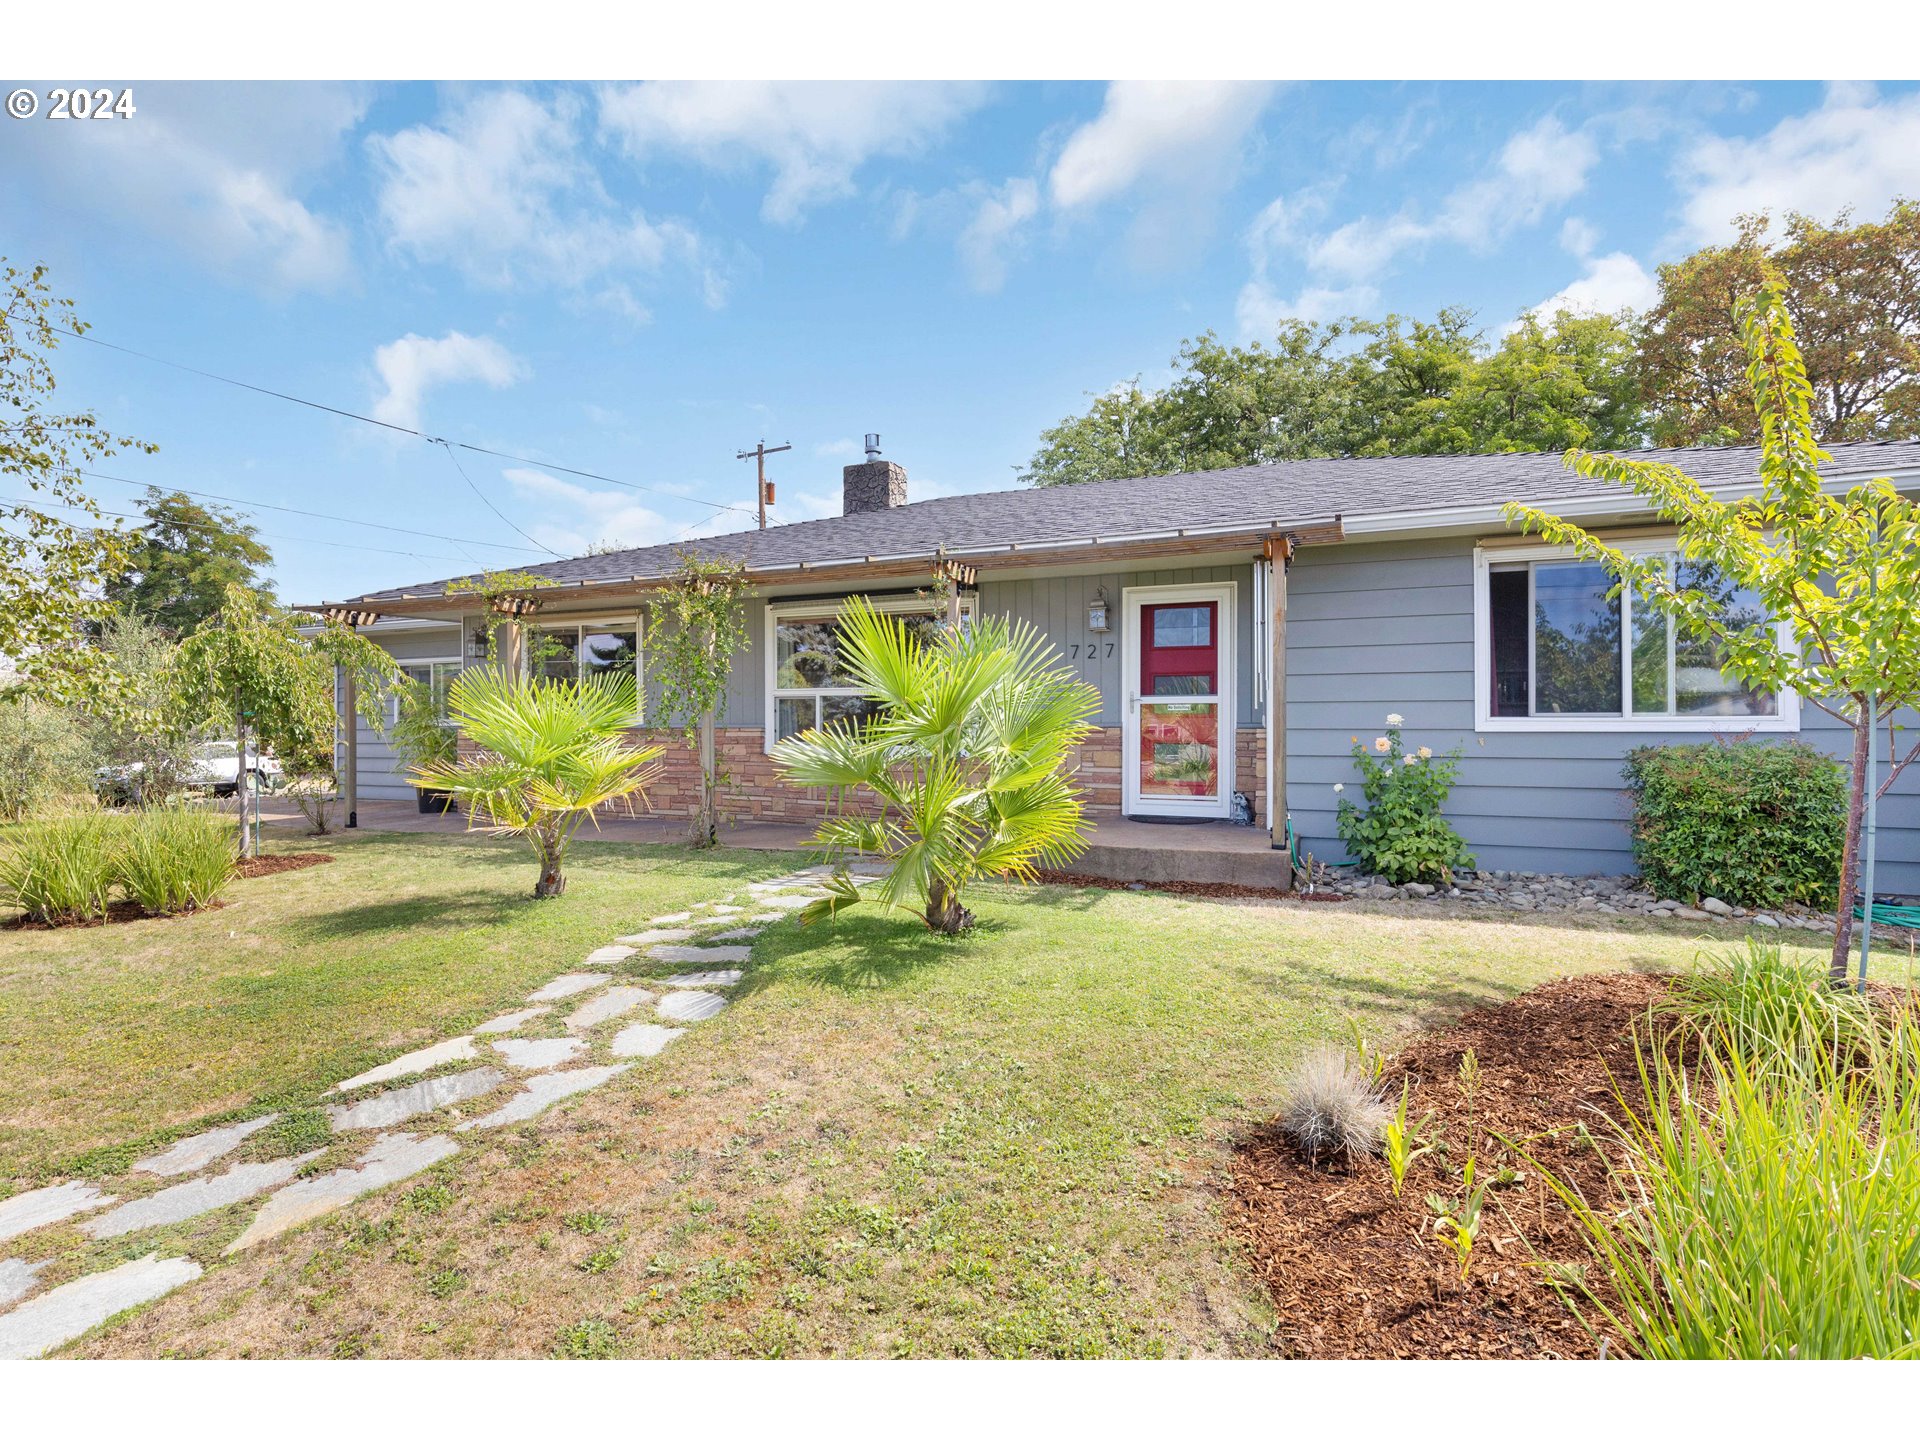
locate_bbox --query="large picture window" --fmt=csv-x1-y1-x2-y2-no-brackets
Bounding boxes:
531,618,642,719
392,660,462,724
1476,542,1795,732
766,598,971,747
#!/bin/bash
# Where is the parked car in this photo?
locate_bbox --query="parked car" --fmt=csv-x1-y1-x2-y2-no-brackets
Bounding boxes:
95,740,283,802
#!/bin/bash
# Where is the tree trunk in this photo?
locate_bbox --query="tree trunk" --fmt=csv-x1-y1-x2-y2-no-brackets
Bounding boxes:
533,831,567,898
235,709,252,859
924,876,975,935
1830,702,1871,982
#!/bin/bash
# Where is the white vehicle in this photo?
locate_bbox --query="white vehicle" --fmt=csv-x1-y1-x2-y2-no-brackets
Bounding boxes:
95,740,283,802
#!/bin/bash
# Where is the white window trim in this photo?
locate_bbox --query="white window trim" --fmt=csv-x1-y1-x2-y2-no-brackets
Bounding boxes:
763,594,975,754
1472,540,1800,734
390,657,463,727
529,612,646,723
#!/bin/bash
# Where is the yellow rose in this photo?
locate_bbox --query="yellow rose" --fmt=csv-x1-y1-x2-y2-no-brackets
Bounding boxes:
1372,736,1391,753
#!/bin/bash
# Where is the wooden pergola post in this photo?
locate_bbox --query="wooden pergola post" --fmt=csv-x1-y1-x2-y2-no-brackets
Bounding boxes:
341,662,358,829
1265,535,1293,888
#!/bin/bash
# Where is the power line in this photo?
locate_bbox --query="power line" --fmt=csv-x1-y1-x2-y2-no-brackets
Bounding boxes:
3,491,480,565
435,440,566,559
75,468,548,556
50,322,758,517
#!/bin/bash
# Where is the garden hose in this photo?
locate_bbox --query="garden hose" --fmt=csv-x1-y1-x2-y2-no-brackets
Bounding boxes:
1855,900,1920,931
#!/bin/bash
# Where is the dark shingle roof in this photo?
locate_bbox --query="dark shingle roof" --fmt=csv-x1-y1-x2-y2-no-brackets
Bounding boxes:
338,440,1920,605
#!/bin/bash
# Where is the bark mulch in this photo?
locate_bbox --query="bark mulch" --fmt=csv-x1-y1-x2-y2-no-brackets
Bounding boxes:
237,852,333,879
1226,970,1675,1359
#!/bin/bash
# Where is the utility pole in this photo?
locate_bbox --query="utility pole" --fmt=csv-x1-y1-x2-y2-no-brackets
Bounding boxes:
736,440,791,531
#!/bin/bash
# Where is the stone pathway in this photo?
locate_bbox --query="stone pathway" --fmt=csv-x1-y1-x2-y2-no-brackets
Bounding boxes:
0,861,837,1358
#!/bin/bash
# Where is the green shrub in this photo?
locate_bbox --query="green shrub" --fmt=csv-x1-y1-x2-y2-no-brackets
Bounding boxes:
115,806,237,915
1537,981,1920,1358
1334,714,1474,884
1668,939,1876,1065
0,814,118,923
1624,741,1843,907
0,697,99,820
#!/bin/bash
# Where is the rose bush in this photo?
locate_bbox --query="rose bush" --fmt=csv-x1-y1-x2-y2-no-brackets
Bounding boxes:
1335,714,1475,885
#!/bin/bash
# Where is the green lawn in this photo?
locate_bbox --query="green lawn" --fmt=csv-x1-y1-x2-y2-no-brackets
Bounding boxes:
0,830,796,1178
1,828,1842,1358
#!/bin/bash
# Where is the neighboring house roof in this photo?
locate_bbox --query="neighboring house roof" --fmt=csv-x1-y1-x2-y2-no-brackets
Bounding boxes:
328,439,1920,609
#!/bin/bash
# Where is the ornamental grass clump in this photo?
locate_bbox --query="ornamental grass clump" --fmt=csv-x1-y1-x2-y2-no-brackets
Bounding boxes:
0,813,118,923
1536,957,1920,1359
115,806,237,915
1667,938,1877,1069
1276,1044,1390,1165
1334,713,1474,885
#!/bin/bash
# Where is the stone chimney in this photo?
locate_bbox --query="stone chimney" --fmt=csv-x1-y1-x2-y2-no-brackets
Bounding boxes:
842,432,907,515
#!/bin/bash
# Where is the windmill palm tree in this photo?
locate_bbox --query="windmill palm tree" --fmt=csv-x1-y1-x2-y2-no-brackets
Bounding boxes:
410,669,661,898
772,598,1101,934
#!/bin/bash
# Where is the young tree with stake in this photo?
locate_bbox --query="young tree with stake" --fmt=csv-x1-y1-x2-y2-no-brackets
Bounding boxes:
1507,282,1920,981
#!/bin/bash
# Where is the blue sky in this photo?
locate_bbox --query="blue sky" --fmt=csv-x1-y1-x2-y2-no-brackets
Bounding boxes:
4,79,1917,604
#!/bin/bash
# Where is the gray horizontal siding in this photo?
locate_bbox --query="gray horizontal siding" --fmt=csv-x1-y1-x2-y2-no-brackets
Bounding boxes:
1284,535,1920,891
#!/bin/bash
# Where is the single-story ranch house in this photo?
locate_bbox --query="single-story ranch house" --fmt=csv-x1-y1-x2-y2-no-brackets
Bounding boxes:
313,439,1920,894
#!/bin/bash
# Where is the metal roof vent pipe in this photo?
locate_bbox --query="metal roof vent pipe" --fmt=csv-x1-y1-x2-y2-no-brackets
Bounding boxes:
844,434,907,515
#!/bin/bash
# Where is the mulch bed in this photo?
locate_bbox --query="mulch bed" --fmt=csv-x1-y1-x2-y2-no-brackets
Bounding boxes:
3,852,333,929
237,852,332,879
1226,971,1677,1358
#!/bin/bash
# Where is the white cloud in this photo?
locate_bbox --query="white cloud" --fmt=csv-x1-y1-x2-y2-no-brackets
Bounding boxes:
1302,115,1600,283
1559,216,1601,258
369,89,715,306
1675,83,1920,243
371,332,527,432
597,81,990,224
957,177,1041,292
1235,279,1380,338
0,82,362,292
502,468,681,555
1049,81,1277,211
813,438,863,460
1530,252,1660,320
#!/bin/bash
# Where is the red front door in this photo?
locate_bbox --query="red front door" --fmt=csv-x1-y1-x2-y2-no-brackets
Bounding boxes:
1135,600,1222,803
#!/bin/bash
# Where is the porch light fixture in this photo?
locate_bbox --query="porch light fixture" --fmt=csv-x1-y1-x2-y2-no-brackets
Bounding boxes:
1088,588,1110,632
466,625,492,662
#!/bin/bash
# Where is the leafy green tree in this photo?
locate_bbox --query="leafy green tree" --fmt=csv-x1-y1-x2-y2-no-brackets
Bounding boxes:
1461,310,1648,453
87,608,197,803
410,670,662,898
645,550,750,848
1347,307,1485,455
1508,282,1920,981
0,262,156,705
1637,200,1920,446
1019,380,1175,486
0,696,98,820
772,598,1101,935
175,585,399,854
105,488,274,636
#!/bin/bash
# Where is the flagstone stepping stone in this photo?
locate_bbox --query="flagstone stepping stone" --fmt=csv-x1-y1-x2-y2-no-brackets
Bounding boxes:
0,1257,50,1309
334,1036,478,1093
615,927,695,945
709,904,743,915
0,1253,203,1360
491,1036,586,1070
651,911,693,924
657,990,729,1023
475,1006,549,1035
649,944,751,966
609,1023,685,1058
327,1068,507,1132
226,1133,457,1253
658,970,743,989
526,973,611,1003
0,1181,113,1244
133,1114,279,1178
584,944,636,966
455,1065,630,1132
707,926,764,942
746,911,787,923
758,894,818,910
83,1152,325,1239
564,986,655,1031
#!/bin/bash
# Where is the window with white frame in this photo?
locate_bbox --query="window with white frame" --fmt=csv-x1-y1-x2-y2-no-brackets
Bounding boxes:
1476,541,1795,731
766,597,972,746
392,660,462,724
531,618,643,719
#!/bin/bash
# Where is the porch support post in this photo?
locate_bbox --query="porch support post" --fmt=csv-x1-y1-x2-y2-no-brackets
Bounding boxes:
1265,535,1292,888
340,662,359,829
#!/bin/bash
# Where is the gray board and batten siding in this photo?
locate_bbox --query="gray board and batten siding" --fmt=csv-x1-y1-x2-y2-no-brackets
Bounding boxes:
344,624,462,801
1281,533,1920,892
